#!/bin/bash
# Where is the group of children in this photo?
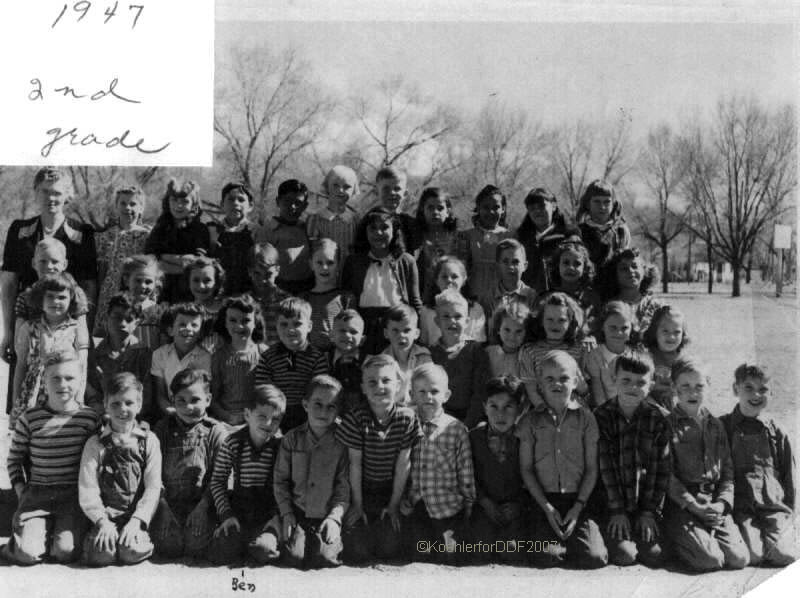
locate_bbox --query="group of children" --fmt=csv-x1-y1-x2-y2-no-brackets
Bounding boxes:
2,166,795,573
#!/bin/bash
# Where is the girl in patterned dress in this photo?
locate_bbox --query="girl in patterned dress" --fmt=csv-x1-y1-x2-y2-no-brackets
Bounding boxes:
119,255,167,351
458,185,513,302
184,256,226,353
11,273,90,428
93,185,151,336
642,305,690,411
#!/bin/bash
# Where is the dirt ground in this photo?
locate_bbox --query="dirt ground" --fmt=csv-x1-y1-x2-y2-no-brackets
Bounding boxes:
0,281,797,597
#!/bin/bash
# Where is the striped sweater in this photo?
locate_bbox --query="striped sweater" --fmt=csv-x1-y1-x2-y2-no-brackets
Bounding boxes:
254,343,329,407
8,404,100,487
209,427,282,523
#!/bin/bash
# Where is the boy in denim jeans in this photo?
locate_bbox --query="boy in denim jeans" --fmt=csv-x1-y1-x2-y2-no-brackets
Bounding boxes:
721,363,797,566
150,368,227,559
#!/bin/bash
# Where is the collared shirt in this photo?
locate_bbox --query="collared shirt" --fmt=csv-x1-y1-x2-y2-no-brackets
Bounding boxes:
150,343,212,398
407,412,476,519
306,208,358,264
667,406,734,510
79,426,162,525
469,422,524,505
253,342,329,407
721,405,795,513
337,404,421,484
584,343,621,404
360,254,403,307
209,427,281,523
274,422,350,522
254,217,312,282
516,400,599,495
381,343,432,406
595,397,671,515
482,280,538,338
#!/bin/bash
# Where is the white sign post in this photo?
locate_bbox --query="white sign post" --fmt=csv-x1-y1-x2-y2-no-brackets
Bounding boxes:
773,225,792,297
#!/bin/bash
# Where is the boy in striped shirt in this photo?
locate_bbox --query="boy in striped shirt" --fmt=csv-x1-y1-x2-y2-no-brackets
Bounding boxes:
337,354,421,563
207,384,285,565
2,350,101,565
254,297,329,432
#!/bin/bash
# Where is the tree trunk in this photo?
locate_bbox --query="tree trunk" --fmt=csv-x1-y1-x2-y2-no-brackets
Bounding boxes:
731,258,741,297
661,243,669,293
745,255,752,284
707,242,713,294
686,231,693,282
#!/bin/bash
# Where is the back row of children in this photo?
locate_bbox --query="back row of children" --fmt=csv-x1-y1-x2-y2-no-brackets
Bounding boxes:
3,166,795,572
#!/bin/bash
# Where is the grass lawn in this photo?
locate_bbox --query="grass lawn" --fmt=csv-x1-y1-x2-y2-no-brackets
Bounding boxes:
0,282,796,597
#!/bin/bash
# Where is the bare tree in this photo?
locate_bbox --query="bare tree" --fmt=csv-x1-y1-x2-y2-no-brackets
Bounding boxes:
631,124,690,292
214,44,334,218
350,76,460,207
684,97,797,297
550,119,594,216
549,113,634,218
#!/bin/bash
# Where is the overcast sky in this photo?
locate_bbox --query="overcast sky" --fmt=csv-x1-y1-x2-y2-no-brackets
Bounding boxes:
216,15,795,136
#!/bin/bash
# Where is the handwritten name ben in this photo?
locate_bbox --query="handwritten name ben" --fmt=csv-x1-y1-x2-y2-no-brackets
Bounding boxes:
29,76,170,158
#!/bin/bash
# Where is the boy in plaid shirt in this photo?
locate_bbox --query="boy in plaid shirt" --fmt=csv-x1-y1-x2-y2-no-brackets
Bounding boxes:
594,349,671,568
403,363,475,564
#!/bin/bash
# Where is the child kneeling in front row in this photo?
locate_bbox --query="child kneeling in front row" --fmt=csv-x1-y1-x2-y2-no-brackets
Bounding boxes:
336,354,421,563
151,368,228,559
274,375,350,569
721,363,798,567
208,384,285,565
519,351,608,568
469,375,528,564
78,373,162,566
2,350,101,565
594,349,671,568
403,363,476,564
663,357,749,571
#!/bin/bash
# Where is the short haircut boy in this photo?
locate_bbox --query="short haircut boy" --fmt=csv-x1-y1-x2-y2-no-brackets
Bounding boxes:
434,288,468,313
614,348,655,376
375,166,406,183
278,179,309,199
160,302,206,335
669,355,709,382
334,308,364,327
34,237,67,261
361,353,402,377
277,296,312,322
221,181,254,205
384,303,419,327
733,362,769,384
306,375,343,401
169,367,211,398
410,362,448,388
495,238,526,262
106,371,143,398
484,375,526,405
248,242,280,270
250,383,288,413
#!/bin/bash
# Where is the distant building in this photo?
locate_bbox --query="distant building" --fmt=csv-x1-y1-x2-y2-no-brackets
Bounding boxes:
693,262,734,283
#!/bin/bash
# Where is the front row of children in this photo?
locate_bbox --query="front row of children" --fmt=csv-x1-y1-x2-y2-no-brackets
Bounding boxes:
2,346,796,572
